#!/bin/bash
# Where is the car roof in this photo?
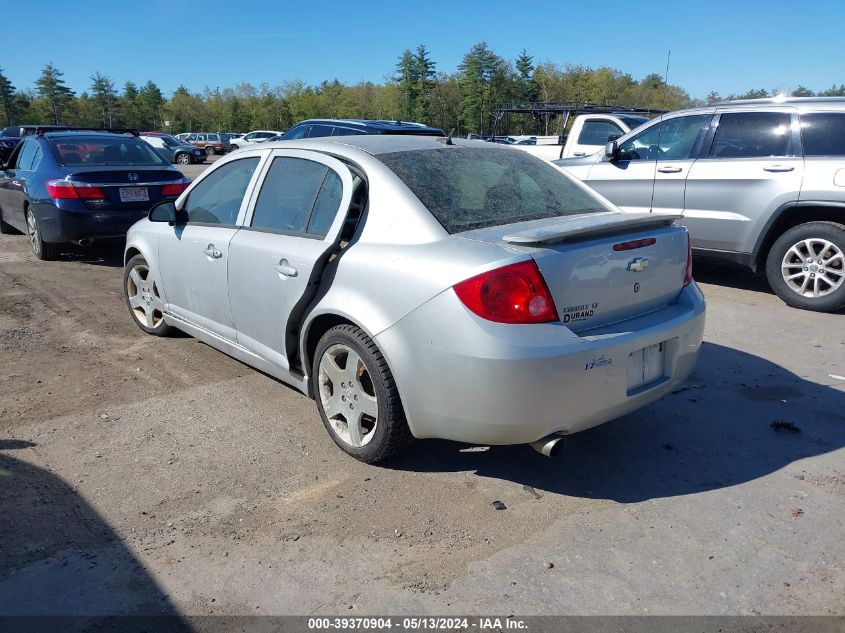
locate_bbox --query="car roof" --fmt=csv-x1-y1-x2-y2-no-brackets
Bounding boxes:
260,135,499,156
296,119,444,134
41,131,143,141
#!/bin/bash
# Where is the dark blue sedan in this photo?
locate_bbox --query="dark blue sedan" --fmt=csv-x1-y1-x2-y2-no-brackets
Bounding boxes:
0,130,190,260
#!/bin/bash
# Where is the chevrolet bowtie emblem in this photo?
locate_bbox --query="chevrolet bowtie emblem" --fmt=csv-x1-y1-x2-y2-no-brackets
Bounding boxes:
627,257,649,272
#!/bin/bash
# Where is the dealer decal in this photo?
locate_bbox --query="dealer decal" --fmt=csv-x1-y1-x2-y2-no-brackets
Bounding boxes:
585,355,612,371
561,302,599,324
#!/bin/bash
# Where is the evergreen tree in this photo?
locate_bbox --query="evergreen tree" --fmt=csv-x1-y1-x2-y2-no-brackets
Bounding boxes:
0,67,17,125
138,80,165,129
119,82,142,129
90,72,118,127
458,42,500,134
395,49,417,121
412,45,436,123
35,63,75,124
514,49,538,103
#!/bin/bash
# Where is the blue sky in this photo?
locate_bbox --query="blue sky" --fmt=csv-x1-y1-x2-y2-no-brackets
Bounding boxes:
5,0,843,100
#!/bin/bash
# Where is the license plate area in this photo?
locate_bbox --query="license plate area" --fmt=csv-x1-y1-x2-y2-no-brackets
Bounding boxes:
119,187,149,202
627,341,666,394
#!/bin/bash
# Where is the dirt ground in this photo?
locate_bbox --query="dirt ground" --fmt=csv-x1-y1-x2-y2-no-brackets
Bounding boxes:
0,210,843,617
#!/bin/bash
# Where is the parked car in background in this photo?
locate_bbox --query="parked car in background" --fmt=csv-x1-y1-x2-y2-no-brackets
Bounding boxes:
0,125,86,164
228,130,281,150
0,130,189,259
183,132,230,156
556,97,845,312
140,133,206,165
226,132,244,140
279,119,444,140
123,135,703,463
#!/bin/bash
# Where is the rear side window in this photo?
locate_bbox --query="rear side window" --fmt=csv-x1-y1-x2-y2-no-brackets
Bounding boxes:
184,157,260,224
378,147,606,234
15,140,38,170
282,126,308,140
307,171,343,237
800,112,845,156
306,125,334,138
251,157,334,235
710,112,793,158
332,127,366,137
577,120,623,145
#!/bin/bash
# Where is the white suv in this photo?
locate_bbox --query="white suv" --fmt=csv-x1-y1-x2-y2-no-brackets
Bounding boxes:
229,130,281,150
557,97,845,312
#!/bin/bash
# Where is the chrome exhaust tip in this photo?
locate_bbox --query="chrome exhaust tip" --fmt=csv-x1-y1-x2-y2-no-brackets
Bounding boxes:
530,435,565,458
76,238,93,247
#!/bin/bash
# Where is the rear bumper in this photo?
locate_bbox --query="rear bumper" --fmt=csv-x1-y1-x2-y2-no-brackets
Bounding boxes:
32,202,150,243
375,283,706,445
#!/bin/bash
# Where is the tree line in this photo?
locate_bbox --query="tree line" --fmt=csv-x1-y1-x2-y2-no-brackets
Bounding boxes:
1,43,843,137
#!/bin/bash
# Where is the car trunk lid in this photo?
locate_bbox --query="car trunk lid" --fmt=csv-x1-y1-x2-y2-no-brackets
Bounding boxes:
458,212,689,332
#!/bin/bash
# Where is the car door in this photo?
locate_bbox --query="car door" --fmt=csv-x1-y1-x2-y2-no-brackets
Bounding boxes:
227,150,353,372
684,109,803,253
582,114,711,215
796,111,845,205
4,139,40,228
157,155,265,340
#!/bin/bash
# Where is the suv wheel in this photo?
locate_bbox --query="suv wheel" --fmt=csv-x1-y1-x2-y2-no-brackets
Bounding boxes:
313,324,414,463
766,221,845,312
175,152,191,165
205,146,215,156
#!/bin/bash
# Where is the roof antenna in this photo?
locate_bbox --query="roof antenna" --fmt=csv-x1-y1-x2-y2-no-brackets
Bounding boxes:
438,128,455,145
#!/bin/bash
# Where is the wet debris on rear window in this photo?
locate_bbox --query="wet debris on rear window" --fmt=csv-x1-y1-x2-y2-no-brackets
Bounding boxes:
771,420,801,433
522,485,541,499
492,500,507,511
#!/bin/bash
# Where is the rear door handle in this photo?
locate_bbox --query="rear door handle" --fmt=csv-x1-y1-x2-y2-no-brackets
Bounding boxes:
763,164,795,172
203,244,223,259
275,258,298,277
573,152,586,157
657,166,683,173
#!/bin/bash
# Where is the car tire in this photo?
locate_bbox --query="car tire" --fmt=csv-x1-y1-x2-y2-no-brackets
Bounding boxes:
26,207,60,260
313,324,414,463
123,254,175,336
765,221,845,312
230,144,239,151
205,146,215,156
175,152,190,165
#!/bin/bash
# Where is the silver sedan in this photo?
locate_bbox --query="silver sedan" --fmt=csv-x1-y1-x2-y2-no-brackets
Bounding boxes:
123,136,706,463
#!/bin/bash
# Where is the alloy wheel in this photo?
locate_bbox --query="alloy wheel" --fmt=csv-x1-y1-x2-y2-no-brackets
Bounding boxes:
318,344,379,448
781,238,844,298
126,263,165,329
26,209,40,256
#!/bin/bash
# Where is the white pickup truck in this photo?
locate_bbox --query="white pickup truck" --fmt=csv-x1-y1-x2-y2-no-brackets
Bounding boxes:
510,113,650,161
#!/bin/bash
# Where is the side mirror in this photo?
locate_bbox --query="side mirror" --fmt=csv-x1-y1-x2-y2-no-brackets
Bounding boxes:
607,134,621,142
149,200,180,224
605,139,619,161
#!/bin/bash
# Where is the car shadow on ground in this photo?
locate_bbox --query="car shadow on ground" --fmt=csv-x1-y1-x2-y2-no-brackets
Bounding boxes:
386,342,845,503
52,242,125,268
0,441,189,631
692,257,773,294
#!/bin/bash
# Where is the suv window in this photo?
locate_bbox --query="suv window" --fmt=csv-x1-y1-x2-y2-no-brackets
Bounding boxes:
332,127,366,137
15,140,38,170
618,114,710,161
577,120,623,145
710,112,793,158
251,157,339,235
184,157,260,224
306,124,334,139
800,112,845,157
378,147,606,234
282,126,309,141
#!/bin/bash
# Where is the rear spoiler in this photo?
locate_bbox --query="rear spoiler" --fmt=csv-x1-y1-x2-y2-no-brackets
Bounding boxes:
503,212,682,245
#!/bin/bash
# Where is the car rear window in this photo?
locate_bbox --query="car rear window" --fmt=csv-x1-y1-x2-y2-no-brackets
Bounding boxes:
378,147,607,234
800,112,845,157
50,138,168,166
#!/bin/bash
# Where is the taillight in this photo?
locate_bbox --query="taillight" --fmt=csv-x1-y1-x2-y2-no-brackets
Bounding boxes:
684,233,693,285
161,179,190,196
46,179,106,199
453,260,558,324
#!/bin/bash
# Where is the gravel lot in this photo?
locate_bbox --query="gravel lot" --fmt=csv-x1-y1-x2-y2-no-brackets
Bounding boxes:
0,158,843,617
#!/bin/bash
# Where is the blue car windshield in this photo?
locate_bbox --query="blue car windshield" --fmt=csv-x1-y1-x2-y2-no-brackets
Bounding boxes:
51,138,169,166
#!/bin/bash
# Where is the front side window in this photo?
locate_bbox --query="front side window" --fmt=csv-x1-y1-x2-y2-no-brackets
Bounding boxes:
618,114,710,161
306,124,334,138
251,157,342,235
184,157,260,224
15,140,38,170
710,112,793,158
577,120,623,145
379,147,606,234
800,112,845,157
